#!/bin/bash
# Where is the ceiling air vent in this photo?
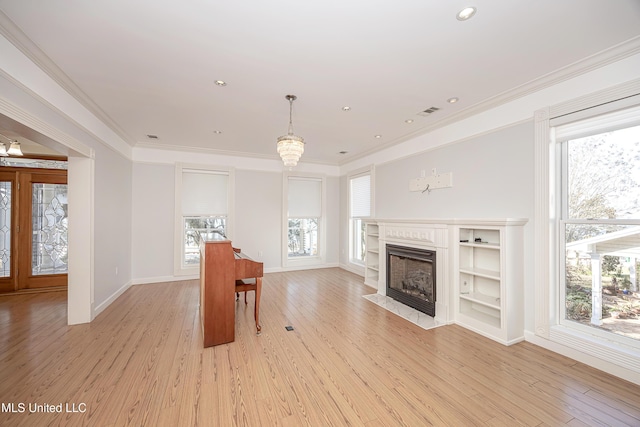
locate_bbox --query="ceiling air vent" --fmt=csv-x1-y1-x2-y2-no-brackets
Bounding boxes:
417,107,440,117
146,134,159,140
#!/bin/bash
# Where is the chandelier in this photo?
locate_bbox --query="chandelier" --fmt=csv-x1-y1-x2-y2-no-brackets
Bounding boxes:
0,133,23,157
277,94,304,168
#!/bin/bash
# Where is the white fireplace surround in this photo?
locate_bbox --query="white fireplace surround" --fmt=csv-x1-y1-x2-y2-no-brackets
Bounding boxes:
376,221,451,325
370,218,528,336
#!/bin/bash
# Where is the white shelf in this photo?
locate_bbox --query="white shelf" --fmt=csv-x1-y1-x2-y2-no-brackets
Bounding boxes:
459,292,501,310
459,266,500,280
459,242,500,250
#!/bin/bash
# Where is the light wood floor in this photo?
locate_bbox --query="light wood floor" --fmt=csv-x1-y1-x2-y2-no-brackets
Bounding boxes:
1,268,639,426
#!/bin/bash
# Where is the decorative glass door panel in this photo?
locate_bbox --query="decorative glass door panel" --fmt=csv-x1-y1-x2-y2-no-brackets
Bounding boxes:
31,183,68,275
0,181,11,278
0,171,16,293
0,168,67,293
17,171,68,290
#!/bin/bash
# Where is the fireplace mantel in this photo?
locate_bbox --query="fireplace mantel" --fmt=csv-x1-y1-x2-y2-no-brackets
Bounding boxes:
380,222,448,249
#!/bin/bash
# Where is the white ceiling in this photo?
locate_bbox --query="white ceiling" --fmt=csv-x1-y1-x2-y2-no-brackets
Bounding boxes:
1,0,639,165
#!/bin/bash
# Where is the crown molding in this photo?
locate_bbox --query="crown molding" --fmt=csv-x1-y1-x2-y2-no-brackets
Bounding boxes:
0,94,93,159
341,36,640,166
134,141,337,166
0,10,135,147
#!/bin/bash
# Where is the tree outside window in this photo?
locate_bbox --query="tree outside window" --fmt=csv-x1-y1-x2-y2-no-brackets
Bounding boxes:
183,216,226,265
287,218,318,257
562,124,640,342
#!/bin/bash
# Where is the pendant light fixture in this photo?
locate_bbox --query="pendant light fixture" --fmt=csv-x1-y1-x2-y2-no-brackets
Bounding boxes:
0,133,23,157
277,94,304,168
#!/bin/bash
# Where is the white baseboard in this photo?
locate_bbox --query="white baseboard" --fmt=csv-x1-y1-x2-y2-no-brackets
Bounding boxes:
93,280,132,317
131,263,344,285
131,275,198,285
524,330,640,386
339,262,365,277
280,262,340,272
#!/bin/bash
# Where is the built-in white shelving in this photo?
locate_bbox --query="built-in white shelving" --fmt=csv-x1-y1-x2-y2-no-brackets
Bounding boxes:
454,223,525,345
364,221,380,287
361,218,526,346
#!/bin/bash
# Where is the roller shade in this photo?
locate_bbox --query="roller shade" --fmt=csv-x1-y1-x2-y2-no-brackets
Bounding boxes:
288,177,321,217
350,174,370,217
182,170,228,215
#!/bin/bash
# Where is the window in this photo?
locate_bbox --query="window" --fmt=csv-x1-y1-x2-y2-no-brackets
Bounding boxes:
555,105,640,345
284,174,325,266
349,172,371,266
175,164,233,274
535,82,640,376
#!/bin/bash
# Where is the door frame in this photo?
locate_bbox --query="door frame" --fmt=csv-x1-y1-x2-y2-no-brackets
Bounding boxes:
0,100,95,325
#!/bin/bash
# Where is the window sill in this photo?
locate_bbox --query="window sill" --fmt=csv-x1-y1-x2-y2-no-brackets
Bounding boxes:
548,324,640,373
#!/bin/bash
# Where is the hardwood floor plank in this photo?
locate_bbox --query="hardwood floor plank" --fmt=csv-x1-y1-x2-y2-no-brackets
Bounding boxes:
1,268,640,426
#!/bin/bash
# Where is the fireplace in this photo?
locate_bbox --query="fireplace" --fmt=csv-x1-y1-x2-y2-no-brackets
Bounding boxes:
386,244,436,317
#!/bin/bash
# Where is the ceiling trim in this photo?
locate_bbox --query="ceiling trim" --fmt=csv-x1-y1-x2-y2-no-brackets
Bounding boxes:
340,35,640,166
0,10,135,147
134,141,337,166
0,94,93,158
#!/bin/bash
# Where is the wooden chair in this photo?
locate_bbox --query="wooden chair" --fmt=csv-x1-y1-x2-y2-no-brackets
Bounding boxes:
235,277,262,335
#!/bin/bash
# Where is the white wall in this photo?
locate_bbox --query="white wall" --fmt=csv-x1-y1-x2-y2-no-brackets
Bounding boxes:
325,176,340,266
132,162,175,282
235,169,282,270
374,122,534,218
92,141,132,306
130,161,342,281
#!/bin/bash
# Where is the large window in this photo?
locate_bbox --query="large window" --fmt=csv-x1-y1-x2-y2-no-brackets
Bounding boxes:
286,176,322,258
554,104,640,346
175,165,232,274
349,172,371,266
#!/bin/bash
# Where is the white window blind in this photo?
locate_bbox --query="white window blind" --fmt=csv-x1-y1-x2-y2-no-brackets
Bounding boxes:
350,174,370,218
288,177,321,217
182,170,228,215
553,103,640,142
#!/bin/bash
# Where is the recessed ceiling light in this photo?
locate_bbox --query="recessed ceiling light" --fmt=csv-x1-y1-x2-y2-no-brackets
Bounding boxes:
146,134,159,140
213,130,222,134
457,6,476,21
374,135,382,139
339,151,348,154
342,106,351,111
214,80,227,86
405,119,414,124
447,97,459,104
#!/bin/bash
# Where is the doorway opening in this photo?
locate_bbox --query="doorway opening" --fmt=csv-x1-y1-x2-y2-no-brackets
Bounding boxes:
0,158,68,293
